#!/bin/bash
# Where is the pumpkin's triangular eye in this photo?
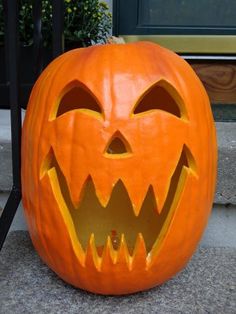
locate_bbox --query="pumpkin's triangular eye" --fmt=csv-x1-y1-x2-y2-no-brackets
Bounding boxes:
133,82,185,118
56,85,102,118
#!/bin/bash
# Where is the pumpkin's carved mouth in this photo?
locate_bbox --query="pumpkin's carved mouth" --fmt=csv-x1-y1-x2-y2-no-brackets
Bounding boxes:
42,145,196,265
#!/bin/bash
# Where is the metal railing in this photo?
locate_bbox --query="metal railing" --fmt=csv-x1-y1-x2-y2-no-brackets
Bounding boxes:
0,0,64,250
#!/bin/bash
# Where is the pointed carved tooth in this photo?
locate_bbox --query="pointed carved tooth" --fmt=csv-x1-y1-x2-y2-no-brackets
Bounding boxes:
101,236,116,270
121,178,149,217
132,192,148,217
96,188,113,208
69,173,89,208
117,234,131,270
92,175,117,208
85,234,101,270
40,148,54,179
153,182,169,214
132,233,147,270
132,199,144,217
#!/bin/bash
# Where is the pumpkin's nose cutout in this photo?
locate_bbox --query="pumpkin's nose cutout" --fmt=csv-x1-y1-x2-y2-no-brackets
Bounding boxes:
105,132,132,156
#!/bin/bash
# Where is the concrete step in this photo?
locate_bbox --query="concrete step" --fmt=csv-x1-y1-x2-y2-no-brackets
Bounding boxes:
0,231,235,313
0,109,236,205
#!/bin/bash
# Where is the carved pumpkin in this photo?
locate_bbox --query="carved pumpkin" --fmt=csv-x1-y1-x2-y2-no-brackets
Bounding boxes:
22,42,217,295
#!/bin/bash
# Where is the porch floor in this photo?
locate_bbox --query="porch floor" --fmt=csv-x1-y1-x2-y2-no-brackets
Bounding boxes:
0,231,235,314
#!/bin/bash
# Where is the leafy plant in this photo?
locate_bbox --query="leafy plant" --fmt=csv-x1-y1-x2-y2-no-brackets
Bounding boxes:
0,0,112,47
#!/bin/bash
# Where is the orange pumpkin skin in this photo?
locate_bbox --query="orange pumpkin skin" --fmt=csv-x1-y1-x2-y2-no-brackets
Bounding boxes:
22,42,217,295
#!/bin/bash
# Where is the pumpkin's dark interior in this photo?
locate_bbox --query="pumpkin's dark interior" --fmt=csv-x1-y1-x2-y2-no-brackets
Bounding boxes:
45,81,193,255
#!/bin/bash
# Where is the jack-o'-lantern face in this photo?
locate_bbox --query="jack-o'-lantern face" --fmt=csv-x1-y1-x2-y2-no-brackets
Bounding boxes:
41,78,195,254
22,42,217,295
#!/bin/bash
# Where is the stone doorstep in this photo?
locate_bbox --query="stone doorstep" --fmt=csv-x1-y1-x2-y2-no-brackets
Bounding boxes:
0,110,236,204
